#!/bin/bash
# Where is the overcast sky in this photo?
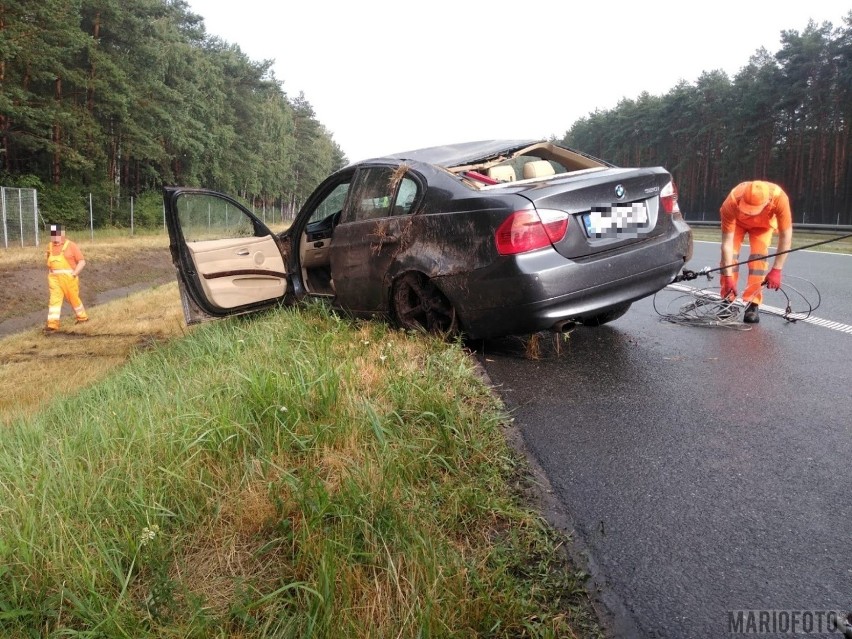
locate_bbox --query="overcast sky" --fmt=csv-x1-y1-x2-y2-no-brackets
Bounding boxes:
185,0,850,164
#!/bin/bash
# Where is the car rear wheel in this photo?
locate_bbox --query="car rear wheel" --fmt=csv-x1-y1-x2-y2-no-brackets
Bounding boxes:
393,272,458,336
581,302,632,327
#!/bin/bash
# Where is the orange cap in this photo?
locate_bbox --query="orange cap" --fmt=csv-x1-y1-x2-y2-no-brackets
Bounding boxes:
737,181,771,215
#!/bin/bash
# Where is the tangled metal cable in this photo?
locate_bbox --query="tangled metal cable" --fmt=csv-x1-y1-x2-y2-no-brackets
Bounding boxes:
654,286,752,329
655,275,822,328
767,275,822,322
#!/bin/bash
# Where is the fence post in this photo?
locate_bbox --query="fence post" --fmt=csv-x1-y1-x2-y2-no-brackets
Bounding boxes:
89,193,94,241
33,189,40,247
1,187,6,249
18,188,24,248
131,196,134,236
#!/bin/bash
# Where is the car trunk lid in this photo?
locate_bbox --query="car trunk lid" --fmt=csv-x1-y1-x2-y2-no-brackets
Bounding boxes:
518,167,678,259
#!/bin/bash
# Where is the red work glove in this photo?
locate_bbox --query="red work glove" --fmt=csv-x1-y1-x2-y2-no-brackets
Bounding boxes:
719,275,737,300
764,268,783,290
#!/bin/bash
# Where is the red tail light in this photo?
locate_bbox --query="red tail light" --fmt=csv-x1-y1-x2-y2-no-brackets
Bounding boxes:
661,180,680,215
495,209,569,255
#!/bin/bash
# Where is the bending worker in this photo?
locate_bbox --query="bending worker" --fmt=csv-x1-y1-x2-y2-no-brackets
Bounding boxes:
45,223,88,332
719,180,793,324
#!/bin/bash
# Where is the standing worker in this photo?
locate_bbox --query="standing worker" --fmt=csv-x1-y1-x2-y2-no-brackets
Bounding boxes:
45,223,88,332
718,180,793,323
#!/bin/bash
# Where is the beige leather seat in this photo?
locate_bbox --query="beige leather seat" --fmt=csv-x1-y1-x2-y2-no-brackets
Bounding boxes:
487,165,516,182
522,160,556,179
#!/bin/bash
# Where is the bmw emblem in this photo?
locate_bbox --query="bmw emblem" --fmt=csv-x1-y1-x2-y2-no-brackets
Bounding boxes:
614,184,625,199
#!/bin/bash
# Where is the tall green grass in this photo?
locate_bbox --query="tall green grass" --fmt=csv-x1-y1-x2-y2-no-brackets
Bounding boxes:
0,303,600,638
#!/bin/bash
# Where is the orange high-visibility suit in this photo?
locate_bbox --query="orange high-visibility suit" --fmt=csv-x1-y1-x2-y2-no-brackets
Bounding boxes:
719,181,793,306
46,239,88,330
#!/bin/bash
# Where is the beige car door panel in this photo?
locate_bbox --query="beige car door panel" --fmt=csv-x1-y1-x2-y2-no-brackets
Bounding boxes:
300,233,330,269
299,231,334,294
187,236,286,308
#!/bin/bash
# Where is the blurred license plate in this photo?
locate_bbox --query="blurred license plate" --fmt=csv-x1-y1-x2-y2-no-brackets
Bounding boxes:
583,203,648,238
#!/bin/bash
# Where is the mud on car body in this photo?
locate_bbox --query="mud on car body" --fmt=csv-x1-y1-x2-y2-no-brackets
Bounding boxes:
164,139,693,339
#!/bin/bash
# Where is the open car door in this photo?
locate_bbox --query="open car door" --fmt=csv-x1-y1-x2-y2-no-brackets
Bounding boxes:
163,187,289,324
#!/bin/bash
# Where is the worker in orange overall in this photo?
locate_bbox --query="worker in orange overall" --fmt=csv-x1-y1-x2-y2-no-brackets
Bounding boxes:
45,223,88,332
718,181,793,324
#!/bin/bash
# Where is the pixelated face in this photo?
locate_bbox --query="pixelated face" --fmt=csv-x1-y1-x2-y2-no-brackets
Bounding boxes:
50,227,65,243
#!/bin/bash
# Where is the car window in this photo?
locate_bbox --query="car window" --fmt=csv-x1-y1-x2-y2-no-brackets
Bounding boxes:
344,167,421,222
307,181,351,225
394,177,419,215
176,194,255,242
346,167,396,222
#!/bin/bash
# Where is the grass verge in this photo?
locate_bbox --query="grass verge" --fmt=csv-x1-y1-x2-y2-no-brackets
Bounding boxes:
689,227,852,254
0,301,601,638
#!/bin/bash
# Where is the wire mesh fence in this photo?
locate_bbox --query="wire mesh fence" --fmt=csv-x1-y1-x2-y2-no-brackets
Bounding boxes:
1,187,301,249
1,187,40,248
77,193,300,236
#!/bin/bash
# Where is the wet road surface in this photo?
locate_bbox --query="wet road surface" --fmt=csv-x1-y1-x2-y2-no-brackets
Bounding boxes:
476,242,852,638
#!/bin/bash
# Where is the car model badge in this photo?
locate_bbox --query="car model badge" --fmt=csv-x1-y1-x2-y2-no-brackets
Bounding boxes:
614,184,625,199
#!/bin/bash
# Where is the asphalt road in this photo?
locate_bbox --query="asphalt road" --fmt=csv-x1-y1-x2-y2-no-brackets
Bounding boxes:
476,241,852,638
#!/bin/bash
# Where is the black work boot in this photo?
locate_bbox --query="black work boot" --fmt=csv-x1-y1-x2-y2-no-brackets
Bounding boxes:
717,300,736,320
743,302,760,324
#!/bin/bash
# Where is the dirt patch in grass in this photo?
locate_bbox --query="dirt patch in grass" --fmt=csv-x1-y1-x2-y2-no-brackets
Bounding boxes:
0,237,184,416
0,282,186,423
0,242,175,334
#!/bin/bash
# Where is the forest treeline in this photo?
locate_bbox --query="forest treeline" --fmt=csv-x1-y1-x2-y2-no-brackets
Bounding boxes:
3,4,850,228
0,0,346,227
562,14,852,225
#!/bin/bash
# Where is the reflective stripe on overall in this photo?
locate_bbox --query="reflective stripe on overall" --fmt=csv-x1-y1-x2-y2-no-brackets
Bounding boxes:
46,240,87,329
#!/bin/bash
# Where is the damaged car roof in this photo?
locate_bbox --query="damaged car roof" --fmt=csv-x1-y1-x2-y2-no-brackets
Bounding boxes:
377,139,542,167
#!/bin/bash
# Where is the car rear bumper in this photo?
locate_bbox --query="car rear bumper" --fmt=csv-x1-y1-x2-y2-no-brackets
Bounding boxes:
440,227,691,339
